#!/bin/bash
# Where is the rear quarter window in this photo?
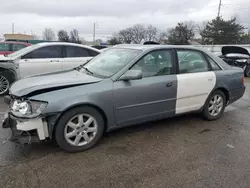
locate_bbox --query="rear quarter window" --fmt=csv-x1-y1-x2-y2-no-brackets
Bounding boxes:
206,51,231,70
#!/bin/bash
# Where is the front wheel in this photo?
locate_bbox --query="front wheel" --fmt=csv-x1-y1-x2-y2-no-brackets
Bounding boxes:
202,90,226,121
55,106,105,152
0,72,11,96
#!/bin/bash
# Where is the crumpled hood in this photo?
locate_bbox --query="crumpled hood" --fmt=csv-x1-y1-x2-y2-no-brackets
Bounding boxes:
222,46,250,56
10,69,103,97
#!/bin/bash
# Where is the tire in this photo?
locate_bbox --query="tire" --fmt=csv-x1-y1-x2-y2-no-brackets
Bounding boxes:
0,71,12,96
55,106,105,152
202,90,226,121
244,65,250,77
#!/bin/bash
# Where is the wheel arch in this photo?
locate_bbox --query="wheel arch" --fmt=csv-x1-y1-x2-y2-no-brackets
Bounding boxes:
213,87,229,104
50,103,108,138
0,67,16,82
199,87,230,113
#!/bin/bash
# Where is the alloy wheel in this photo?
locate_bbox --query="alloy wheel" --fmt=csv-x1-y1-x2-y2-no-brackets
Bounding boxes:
64,113,98,146
0,75,9,95
208,94,224,116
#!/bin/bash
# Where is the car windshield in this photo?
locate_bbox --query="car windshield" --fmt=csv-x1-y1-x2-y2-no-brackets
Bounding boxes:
6,45,37,57
83,48,141,78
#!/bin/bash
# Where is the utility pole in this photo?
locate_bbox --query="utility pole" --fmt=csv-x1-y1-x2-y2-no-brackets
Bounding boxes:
217,0,222,18
248,29,250,44
12,23,15,34
93,22,98,46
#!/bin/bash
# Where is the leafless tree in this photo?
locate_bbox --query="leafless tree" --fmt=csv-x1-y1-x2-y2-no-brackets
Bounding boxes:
130,24,146,43
111,24,160,44
158,31,168,44
70,29,81,43
42,28,55,41
197,21,208,36
145,25,158,41
58,30,69,42
118,28,134,43
31,34,40,40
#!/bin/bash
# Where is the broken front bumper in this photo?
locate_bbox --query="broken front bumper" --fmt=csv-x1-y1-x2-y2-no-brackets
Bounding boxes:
2,112,49,144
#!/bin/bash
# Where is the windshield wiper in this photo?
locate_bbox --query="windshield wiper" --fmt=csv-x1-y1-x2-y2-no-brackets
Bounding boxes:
73,59,93,73
81,67,93,74
74,64,93,74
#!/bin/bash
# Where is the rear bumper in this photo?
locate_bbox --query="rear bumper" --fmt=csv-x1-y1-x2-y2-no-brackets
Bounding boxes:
228,86,246,104
2,112,49,144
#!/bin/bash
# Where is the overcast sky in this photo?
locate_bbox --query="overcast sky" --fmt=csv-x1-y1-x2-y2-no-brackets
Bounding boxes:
0,0,249,41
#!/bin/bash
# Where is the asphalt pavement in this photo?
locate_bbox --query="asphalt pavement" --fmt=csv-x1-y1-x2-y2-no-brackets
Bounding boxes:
1,80,250,188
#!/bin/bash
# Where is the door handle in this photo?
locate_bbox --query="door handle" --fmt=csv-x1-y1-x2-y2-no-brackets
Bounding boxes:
50,60,60,62
166,82,173,87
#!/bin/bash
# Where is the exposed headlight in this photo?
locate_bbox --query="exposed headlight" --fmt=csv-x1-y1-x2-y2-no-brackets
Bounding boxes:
11,100,48,118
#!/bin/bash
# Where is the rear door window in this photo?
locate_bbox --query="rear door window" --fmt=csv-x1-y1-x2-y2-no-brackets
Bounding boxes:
65,46,90,57
177,50,209,73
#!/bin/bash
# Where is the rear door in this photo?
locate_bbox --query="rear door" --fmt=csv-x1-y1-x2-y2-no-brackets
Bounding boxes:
18,45,63,78
113,49,178,126
61,46,100,71
175,49,216,114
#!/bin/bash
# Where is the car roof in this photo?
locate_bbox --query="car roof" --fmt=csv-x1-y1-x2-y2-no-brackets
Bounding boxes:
35,42,101,52
112,44,205,52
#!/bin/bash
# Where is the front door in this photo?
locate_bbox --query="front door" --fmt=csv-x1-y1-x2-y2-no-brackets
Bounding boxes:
114,49,177,126
18,45,63,78
175,49,216,114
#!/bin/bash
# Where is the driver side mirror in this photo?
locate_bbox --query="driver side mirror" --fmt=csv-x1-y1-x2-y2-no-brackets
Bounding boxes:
119,70,142,81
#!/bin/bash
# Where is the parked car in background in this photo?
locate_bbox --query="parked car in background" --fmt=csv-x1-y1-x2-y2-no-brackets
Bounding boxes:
0,42,101,95
0,41,31,55
218,46,250,77
2,44,245,152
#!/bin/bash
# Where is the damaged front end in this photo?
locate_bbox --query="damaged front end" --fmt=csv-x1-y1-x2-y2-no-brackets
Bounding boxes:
1,69,104,144
2,95,52,144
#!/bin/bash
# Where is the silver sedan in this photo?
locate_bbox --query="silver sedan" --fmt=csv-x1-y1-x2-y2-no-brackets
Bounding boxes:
2,44,245,152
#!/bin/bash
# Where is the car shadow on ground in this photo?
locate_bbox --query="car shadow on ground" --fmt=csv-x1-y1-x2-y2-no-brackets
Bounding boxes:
8,113,203,159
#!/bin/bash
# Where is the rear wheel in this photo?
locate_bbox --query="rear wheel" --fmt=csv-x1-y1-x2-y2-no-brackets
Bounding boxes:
244,65,250,77
202,90,226,121
55,106,105,152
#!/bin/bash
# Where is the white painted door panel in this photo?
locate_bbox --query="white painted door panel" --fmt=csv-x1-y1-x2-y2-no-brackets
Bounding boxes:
61,57,92,71
176,72,216,114
18,58,62,78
